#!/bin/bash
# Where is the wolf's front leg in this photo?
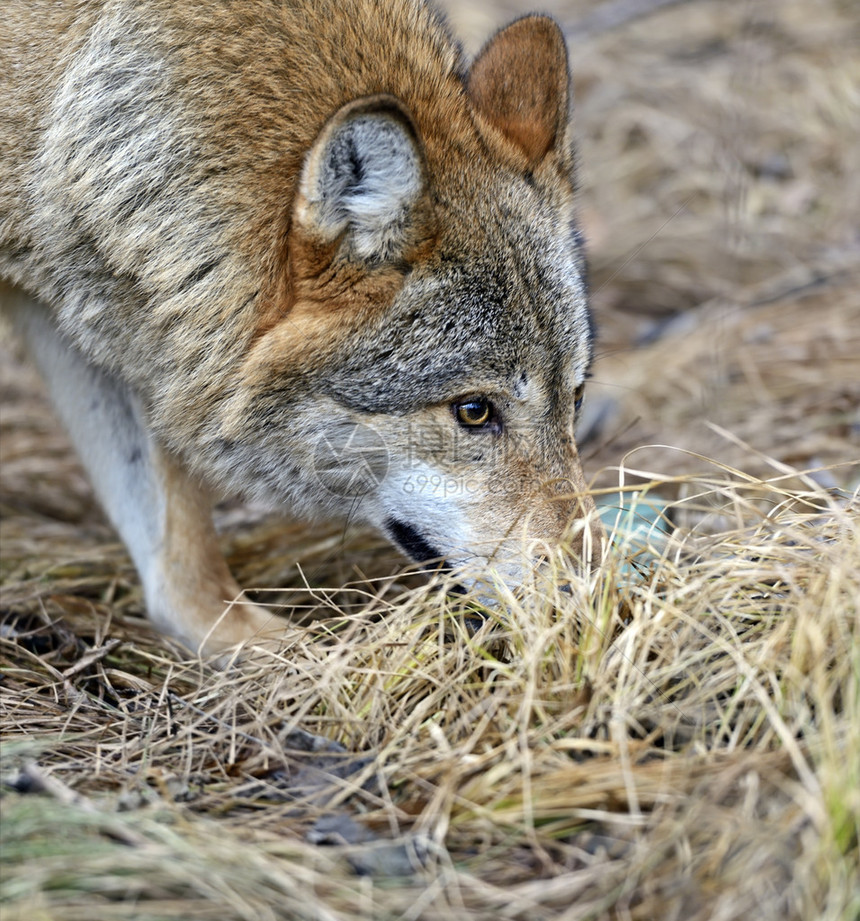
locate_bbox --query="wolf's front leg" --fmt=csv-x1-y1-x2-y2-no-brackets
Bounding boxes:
10,293,284,654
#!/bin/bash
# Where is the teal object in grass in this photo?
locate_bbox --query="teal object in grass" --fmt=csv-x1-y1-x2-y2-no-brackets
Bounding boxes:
595,491,673,578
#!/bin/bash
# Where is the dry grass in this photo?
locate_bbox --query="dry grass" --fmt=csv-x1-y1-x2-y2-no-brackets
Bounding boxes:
2,488,858,920
2,0,858,919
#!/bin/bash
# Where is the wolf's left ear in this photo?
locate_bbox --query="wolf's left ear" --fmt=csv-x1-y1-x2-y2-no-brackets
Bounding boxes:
468,16,570,167
294,95,429,264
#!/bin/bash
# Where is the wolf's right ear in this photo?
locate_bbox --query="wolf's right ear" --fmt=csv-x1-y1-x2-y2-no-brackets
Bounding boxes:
294,96,429,265
468,16,570,168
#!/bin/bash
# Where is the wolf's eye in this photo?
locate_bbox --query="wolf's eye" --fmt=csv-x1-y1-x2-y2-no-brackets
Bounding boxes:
453,398,493,428
574,384,585,415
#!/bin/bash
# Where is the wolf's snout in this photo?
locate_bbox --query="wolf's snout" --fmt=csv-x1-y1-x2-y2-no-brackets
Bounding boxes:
528,469,605,565
384,517,446,565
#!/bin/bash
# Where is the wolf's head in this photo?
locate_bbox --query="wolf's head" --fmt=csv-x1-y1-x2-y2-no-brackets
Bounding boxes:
217,15,603,586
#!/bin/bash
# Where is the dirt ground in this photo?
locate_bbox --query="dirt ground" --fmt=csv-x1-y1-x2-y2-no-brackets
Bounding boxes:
1,1,858,919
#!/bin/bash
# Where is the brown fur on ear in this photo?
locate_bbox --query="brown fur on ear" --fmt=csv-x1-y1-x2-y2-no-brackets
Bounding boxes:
467,16,570,167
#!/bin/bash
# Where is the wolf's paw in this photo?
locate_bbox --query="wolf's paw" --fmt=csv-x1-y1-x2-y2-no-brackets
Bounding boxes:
198,598,298,662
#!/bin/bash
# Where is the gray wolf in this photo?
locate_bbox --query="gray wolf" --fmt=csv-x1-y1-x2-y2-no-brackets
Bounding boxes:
1,0,601,652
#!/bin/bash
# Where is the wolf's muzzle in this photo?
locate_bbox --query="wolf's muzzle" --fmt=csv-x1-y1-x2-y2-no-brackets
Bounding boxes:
384,517,445,565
